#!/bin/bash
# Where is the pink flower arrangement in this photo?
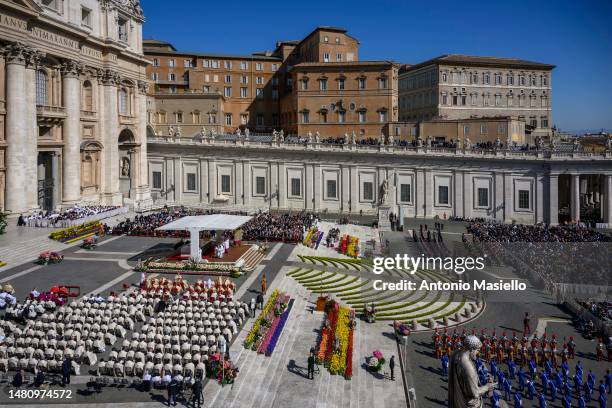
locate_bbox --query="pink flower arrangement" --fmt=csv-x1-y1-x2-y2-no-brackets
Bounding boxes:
372,350,383,360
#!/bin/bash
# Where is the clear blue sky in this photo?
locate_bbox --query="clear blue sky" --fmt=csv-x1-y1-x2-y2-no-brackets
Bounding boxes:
142,0,612,132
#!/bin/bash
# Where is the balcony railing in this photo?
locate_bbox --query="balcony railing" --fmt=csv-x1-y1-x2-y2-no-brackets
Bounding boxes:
80,109,96,118
36,105,66,118
119,114,136,124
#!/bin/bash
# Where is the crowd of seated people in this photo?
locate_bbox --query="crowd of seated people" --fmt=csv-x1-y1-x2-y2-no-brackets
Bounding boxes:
577,300,611,322
467,222,610,243
241,212,315,243
106,207,208,237
17,205,121,227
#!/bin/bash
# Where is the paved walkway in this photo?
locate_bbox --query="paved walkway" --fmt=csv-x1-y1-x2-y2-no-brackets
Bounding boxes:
0,212,136,274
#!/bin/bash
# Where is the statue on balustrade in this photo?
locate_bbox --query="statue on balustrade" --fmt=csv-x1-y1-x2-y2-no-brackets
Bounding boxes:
315,131,320,143
244,128,250,140
380,179,389,205
307,131,313,144
387,134,394,146
272,130,278,142
464,137,472,150
448,335,496,408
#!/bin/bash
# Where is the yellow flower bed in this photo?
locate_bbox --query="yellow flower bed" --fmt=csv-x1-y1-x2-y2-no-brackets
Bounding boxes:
329,306,350,375
244,289,279,348
49,221,101,242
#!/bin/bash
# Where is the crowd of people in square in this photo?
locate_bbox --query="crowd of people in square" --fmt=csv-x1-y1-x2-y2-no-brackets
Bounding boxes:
241,212,315,243
17,205,124,228
466,222,611,243
105,207,208,237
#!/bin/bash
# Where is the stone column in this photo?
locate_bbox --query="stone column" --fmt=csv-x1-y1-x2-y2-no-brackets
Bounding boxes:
24,50,41,211
571,174,580,222
349,165,358,214
61,59,83,205
604,174,612,224
313,164,321,211
99,69,122,205
503,173,513,222
135,80,151,203
4,43,30,214
463,171,472,219
454,169,464,218
242,160,250,207
548,173,559,225
424,169,433,218
278,161,286,210
536,174,545,223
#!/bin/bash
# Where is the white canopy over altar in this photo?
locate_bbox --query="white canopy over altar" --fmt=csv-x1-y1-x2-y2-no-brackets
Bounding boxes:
157,214,252,262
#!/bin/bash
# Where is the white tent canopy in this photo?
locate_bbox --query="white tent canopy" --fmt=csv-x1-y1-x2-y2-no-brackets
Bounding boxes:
156,215,252,231
156,214,252,262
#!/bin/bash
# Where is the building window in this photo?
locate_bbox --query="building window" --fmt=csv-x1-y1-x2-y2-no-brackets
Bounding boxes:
224,75,231,83
541,76,548,86
477,187,489,208
495,74,502,85
117,17,128,42
301,78,308,90
507,75,514,85
256,76,263,85
256,114,264,126
36,70,48,105
82,81,93,111
240,61,248,70
495,94,501,106
152,58,160,67
240,114,248,125
224,61,232,69
378,110,387,123
225,113,232,125
184,59,192,68
176,112,183,123
480,124,487,134
240,87,248,98
484,73,490,84
256,88,264,99
255,176,266,195
519,75,525,86
211,60,219,69
323,52,330,62
272,89,279,100
271,63,278,71
290,178,301,197
221,175,231,194
168,59,176,68
438,185,449,205
203,60,210,68
119,88,129,115
463,125,470,134
321,111,328,123
400,184,411,203
442,94,448,105
379,77,387,89
497,123,506,134
518,190,530,210
357,111,366,123
240,75,248,84
302,111,309,123
452,95,458,105
256,62,263,71
323,36,329,42
151,72,159,81
208,113,216,124
186,173,197,192
338,78,345,90
168,73,176,81
541,116,549,128
224,87,232,97
326,180,337,199
152,171,162,189
441,73,447,82
363,182,373,201
81,7,91,27
338,110,346,123
541,96,548,107
336,53,342,62
319,79,328,91
358,78,366,89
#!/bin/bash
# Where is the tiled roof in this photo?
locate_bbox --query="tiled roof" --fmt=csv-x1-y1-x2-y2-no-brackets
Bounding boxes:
404,54,555,71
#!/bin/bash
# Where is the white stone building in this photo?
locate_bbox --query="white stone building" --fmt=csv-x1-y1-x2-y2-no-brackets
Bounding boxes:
146,136,612,226
398,55,554,141
0,0,150,214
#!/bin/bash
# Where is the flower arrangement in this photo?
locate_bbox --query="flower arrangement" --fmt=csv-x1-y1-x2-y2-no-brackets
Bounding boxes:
393,320,411,337
315,300,354,380
338,235,360,258
244,290,279,349
255,293,291,354
49,221,101,243
264,299,292,356
206,353,238,385
367,350,386,372
143,260,242,274
37,251,64,265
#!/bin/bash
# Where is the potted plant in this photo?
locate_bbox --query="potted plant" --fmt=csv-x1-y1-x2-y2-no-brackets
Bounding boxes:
366,350,385,372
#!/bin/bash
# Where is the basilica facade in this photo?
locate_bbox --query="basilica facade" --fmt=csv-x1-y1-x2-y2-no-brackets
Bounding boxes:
0,0,150,214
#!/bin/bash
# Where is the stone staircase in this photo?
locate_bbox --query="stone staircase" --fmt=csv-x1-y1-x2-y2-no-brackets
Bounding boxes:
204,267,407,408
238,246,266,272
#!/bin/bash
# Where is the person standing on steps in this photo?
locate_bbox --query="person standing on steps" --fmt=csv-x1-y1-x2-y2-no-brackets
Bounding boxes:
523,312,531,336
389,355,395,381
308,352,315,380
261,274,267,295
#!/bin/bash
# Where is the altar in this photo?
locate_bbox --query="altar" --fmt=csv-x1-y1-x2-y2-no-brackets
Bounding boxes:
156,214,252,262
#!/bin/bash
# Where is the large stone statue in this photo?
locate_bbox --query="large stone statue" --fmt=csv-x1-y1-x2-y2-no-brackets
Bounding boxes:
387,134,394,146
426,135,433,147
244,128,250,140
174,126,182,137
315,131,320,143
344,132,350,145
464,137,472,150
351,131,357,145
380,179,389,205
448,335,495,408
120,157,130,178
307,131,313,143
272,130,278,142
279,129,284,141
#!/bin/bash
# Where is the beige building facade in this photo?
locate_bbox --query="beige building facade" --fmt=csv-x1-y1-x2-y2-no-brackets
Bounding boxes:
0,0,151,214
398,55,554,141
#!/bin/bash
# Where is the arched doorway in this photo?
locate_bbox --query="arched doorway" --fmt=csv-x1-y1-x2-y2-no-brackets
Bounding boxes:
118,128,138,199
